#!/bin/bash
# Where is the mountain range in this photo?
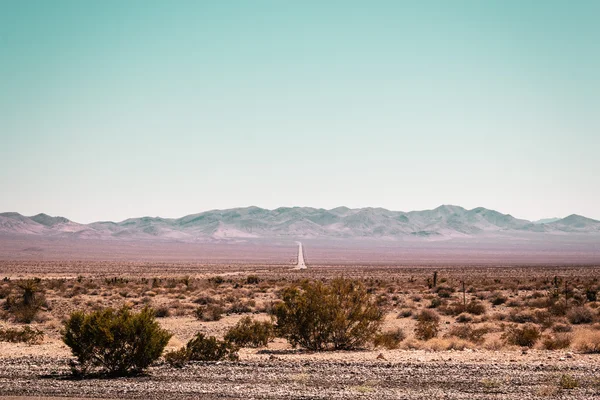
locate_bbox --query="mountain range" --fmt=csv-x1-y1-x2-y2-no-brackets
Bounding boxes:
1,206,599,242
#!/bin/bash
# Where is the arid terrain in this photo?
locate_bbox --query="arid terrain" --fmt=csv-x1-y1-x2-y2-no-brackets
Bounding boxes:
1,238,600,399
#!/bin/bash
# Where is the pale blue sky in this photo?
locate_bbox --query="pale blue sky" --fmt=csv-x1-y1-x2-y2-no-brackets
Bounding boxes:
1,1,598,223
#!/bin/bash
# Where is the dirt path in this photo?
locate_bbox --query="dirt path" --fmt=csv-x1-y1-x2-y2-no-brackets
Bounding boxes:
1,356,599,399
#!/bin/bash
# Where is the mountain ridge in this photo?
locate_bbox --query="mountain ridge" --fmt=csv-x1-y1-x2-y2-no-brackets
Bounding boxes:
1,206,599,242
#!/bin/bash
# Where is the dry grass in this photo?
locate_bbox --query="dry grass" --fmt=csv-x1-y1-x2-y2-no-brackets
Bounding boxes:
573,330,600,353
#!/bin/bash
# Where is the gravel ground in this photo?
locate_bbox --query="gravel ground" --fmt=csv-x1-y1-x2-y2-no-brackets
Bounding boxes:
1,355,599,399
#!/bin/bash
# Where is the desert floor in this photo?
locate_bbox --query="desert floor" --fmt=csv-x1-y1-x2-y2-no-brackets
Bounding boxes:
1,260,600,399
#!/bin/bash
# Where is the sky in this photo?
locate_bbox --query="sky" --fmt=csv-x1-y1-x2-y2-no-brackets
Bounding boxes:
1,1,599,223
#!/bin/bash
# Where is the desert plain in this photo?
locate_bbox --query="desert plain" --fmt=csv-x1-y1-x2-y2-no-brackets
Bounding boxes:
1,237,600,399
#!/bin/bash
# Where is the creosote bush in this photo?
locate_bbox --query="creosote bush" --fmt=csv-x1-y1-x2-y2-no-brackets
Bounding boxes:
224,316,274,348
273,278,383,350
414,309,440,341
194,304,224,321
567,307,594,325
502,323,541,347
164,333,239,367
62,306,172,376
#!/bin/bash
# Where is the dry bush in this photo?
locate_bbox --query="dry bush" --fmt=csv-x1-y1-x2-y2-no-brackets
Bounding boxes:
573,330,600,353
508,310,536,324
567,307,594,325
427,337,470,351
414,309,440,341
373,328,406,349
438,302,465,316
541,333,572,350
0,326,44,344
552,323,573,333
154,306,170,318
194,304,224,321
465,301,486,315
502,324,541,347
489,293,507,306
445,325,488,344
455,313,473,323
4,279,47,323
397,309,413,318
224,316,274,348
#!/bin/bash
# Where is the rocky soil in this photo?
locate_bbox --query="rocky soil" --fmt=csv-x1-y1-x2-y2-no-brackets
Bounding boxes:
1,354,599,399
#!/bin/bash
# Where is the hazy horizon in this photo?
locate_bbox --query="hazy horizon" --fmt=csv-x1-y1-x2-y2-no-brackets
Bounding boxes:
2,1,598,223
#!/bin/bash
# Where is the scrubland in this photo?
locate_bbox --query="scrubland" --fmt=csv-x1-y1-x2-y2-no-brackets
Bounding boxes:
1,261,600,398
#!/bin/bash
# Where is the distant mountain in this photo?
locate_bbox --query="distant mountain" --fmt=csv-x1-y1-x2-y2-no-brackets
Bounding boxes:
533,218,561,225
1,206,599,242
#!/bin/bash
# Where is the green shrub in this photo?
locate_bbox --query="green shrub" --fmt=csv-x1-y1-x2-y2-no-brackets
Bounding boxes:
502,323,541,347
559,374,579,389
273,278,383,350
165,333,239,367
0,326,44,344
224,317,274,348
414,309,440,341
62,306,172,376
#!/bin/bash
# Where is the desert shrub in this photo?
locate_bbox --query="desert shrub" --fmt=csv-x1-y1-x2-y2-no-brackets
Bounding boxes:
62,306,172,376
455,313,473,323
0,326,44,344
154,306,171,318
445,325,488,344
163,347,189,368
227,300,254,314
508,310,536,324
567,307,594,325
224,317,274,348
438,302,465,316
434,286,454,298
373,328,406,349
552,323,573,333
502,324,541,347
4,280,46,323
414,309,440,341
573,330,600,353
490,293,508,306
541,333,572,350
397,309,413,318
559,374,579,389
548,300,567,316
194,304,224,321
466,301,486,315
165,332,238,368
428,298,442,309
273,278,383,350
585,288,598,302
533,310,554,329
208,276,225,286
